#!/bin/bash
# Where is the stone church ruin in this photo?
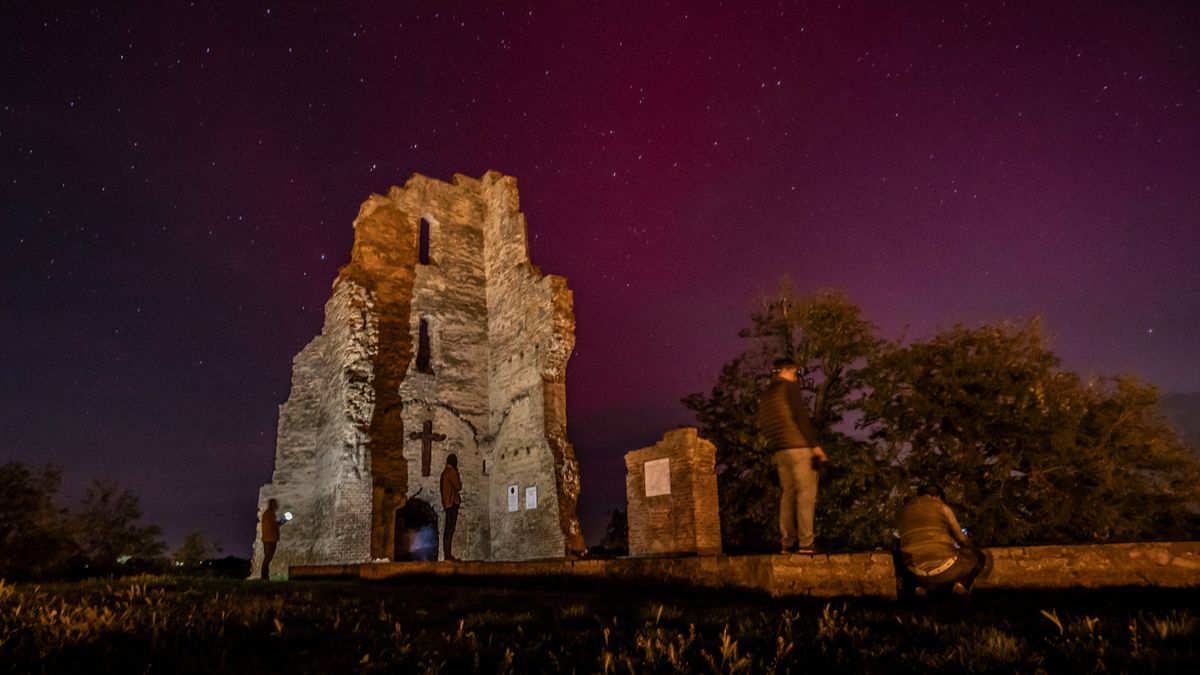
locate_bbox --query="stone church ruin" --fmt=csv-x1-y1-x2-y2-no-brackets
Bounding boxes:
252,171,585,576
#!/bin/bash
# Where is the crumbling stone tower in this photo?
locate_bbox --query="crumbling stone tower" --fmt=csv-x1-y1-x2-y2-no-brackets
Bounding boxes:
252,172,585,575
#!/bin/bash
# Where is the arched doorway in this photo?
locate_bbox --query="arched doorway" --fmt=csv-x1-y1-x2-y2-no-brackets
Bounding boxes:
393,498,438,561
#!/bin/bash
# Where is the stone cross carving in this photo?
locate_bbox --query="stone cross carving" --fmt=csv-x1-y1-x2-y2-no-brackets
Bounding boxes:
409,420,446,477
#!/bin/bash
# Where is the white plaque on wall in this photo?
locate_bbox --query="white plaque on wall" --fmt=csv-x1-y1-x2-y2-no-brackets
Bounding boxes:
525,485,538,509
644,458,671,497
507,485,519,512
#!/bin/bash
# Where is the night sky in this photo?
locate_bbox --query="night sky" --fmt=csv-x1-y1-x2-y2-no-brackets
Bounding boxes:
3,1,1198,556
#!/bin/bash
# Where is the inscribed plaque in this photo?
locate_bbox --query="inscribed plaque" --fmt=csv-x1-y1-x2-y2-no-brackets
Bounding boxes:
507,485,519,512
525,485,538,509
644,458,671,497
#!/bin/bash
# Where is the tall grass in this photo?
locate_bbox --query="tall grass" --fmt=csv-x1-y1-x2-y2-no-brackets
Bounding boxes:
0,577,1196,673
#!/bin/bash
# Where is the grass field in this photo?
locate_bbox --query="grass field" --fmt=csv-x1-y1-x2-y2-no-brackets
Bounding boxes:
1,575,1197,673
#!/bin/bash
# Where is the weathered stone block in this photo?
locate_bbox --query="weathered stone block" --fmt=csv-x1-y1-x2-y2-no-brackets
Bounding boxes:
976,541,1200,589
625,428,721,557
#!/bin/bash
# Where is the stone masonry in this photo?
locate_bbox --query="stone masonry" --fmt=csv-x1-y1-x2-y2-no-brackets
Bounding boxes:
625,428,722,556
291,541,1200,599
252,171,585,577
976,541,1200,589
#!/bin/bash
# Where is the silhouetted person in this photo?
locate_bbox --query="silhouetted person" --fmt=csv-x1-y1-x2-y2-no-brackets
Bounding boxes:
440,454,462,561
259,498,280,579
897,484,985,596
758,357,827,553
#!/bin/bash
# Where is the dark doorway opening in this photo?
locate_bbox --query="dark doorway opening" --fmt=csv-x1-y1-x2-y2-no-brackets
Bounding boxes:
394,498,438,561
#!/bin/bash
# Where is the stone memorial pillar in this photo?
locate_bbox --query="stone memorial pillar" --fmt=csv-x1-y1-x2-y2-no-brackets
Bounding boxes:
624,428,722,556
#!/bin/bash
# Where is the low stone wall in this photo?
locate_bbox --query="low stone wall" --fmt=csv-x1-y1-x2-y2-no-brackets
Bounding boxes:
772,552,897,598
976,541,1200,590
290,541,1200,598
292,551,898,599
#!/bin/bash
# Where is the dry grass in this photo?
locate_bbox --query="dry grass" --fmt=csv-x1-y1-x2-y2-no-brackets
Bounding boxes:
0,576,1197,673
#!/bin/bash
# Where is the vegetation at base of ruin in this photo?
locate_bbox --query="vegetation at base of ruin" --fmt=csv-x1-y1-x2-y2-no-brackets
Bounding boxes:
591,508,629,557
0,462,235,581
684,280,1200,552
74,479,168,568
1,577,1197,673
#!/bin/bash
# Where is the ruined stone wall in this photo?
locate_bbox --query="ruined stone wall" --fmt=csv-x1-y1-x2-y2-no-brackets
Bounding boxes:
251,279,378,576
253,195,417,575
341,197,420,561
480,173,585,559
625,428,722,557
394,175,491,561
255,171,583,571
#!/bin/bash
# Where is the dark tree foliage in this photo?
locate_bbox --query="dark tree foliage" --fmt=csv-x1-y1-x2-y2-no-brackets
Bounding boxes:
683,355,777,551
598,509,629,555
687,285,1200,551
76,479,166,571
684,283,893,551
0,462,77,580
862,320,1200,544
1,464,170,580
172,529,223,570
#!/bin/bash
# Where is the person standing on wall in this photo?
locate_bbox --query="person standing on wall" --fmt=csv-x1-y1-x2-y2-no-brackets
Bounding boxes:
440,454,462,561
259,498,281,579
757,357,827,553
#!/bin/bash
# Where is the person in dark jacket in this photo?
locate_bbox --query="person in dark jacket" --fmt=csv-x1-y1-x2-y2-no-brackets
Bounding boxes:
757,357,827,553
896,484,984,596
259,498,281,579
439,454,463,561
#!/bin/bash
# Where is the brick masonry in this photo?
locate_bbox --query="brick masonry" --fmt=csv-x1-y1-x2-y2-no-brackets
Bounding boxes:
291,552,898,599
252,172,585,578
290,541,1200,598
976,541,1200,589
624,428,721,556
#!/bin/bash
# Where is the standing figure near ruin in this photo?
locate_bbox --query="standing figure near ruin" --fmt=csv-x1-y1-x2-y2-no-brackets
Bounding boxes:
440,454,462,561
758,357,827,553
259,499,281,579
896,484,985,596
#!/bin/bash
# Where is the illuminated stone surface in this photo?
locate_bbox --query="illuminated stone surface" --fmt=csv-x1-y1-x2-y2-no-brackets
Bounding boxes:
625,428,722,557
976,541,1200,589
290,541,1200,598
252,172,584,577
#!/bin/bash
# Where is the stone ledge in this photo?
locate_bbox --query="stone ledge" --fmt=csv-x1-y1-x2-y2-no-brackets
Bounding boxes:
291,541,1200,598
975,541,1200,590
292,552,898,599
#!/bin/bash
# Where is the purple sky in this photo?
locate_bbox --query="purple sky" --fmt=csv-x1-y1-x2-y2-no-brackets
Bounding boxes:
3,1,1198,555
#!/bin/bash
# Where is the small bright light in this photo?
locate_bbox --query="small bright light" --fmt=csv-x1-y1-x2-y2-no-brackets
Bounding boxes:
284,511,294,521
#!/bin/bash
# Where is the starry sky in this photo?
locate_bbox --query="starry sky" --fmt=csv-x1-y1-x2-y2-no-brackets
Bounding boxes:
3,1,1198,556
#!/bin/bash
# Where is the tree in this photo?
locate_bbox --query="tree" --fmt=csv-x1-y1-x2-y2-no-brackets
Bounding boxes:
173,529,223,570
685,282,893,551
598,509,628,555
75,479,166,571
689,287,1200,551
861,319,1200,544
0,461,77,580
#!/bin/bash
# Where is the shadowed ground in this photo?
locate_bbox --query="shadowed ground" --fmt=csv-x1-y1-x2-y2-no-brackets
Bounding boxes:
2,576,1197,673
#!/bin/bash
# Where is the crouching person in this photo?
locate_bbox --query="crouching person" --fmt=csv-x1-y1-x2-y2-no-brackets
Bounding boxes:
897,485,985,597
